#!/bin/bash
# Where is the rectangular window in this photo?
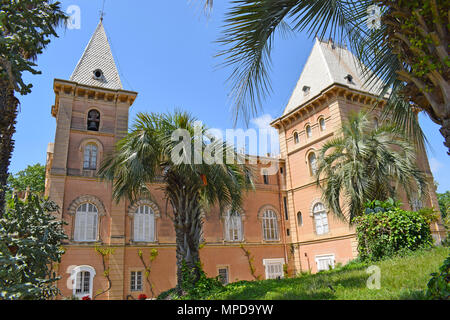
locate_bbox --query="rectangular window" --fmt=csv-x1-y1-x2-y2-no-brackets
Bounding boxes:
218,267,229,285
263,258,285,280
315,254,335,271
263,173,269,184
283,197,288,220
130,271,143,292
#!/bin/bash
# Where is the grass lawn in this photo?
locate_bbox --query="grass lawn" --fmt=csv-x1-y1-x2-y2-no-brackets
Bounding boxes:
206,246,449,300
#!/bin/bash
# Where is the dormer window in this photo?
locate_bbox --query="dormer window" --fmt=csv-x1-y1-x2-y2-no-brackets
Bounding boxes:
344,74,354,84
93,69,103,80
302,86,311,96
87,109,100,131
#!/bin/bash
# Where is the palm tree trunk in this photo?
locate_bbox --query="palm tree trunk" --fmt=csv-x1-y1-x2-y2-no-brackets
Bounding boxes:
171,185,204,296
0,78,19,217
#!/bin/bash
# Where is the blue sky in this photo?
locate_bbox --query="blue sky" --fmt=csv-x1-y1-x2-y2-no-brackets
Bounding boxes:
10,0,450,193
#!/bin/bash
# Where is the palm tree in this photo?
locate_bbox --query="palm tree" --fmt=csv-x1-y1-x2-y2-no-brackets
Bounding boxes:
0,1,67,217
315,111,428,223
98,111,254,293
216,0,449,154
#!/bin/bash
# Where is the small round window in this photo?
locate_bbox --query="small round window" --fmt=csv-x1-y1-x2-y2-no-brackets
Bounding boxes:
93,69,103,80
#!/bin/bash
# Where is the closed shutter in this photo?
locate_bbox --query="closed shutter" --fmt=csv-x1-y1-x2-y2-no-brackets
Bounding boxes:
134,209,143,241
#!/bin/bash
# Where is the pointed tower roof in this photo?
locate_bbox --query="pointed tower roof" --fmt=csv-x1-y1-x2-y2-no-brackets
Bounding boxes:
283,38,384,115
70,20,123,90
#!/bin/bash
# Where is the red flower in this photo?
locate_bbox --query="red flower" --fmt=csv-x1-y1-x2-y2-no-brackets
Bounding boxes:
82,295,91,300
138,294,147,300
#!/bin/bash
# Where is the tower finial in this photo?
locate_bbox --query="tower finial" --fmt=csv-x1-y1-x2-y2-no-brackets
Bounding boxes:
99,0,106,21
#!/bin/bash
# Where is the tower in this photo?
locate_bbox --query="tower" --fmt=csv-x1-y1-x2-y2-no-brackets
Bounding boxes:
46,20,137,299
271,39,445,274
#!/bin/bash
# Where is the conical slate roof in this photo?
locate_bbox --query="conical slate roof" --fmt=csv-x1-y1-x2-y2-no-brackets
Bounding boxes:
283,39,385,115
70,20,123,90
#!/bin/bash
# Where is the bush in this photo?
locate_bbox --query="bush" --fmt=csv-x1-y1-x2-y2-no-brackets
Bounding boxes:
354,199,433,261
157,262,224,300
426,255,450,300
0,194,67,300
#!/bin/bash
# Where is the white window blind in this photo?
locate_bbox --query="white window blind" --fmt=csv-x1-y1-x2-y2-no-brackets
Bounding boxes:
263,259,285,279
225,211,242,242
134,205,155,242
262,209,279,241
315,255,335,271
74,203,98,241
313,203,329,235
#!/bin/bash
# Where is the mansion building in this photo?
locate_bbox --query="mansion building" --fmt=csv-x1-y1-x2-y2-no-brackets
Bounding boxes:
44,21,445,299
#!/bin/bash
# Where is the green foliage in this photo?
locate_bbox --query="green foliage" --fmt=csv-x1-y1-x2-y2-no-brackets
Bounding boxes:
437,191,450,218
354,200,433,261
316,112,427,223
0,0,67,94
0,194,67,299
426,255,450,300
205,247,449,300
6,163,46,197
4,162,46,206
157,261,224,300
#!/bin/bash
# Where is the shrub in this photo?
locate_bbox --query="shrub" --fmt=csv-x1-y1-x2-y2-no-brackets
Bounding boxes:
426,255,450,300
354,199,433,261
0,194,67,300
157,261,224,300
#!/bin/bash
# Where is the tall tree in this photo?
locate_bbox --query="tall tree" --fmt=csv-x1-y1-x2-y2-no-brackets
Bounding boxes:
217,0,449,153
315,112,428,223
98,111,253,294
6,163,45,197
0,1,67,217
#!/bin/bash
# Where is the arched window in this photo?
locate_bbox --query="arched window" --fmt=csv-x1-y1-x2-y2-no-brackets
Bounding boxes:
306,125,312,138
72,266,96,299
293,132,299,144
83,144,98,170
313,203,329,235
319,118,326,131
225,210,243,242
74,203,98,242
262,209,279,241
308,152,317,176
87,109,100,131
134,205,155,242
297,211,303,226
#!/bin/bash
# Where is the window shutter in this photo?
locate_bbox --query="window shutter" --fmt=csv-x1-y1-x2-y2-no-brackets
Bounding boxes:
134,211,142,241
75,211,86,241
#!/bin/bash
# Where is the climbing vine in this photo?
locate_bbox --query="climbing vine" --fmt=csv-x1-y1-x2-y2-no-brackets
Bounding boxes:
93,246,115,300
239,244,261,280
137,248,159,298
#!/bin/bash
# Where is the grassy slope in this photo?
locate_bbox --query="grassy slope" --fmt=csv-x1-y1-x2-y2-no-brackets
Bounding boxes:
207,246,449,300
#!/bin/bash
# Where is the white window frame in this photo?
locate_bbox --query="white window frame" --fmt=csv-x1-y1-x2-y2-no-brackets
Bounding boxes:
319,118,326,131
225,210,243,242
133,205,156,242
83,143,98,170
74,203,98,242
71,265,96,299
306,125,312,138
263,258,285,280
313,202,329,235
315,254,335,271
308,152,318,176
130,271,143,292
262,209,279,241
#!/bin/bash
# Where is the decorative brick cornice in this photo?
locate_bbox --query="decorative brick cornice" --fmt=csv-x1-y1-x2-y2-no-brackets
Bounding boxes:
67,195,107,216
127,199,161,218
